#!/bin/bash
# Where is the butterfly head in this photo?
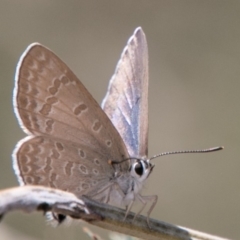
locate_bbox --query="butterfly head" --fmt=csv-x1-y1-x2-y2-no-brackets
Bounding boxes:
130,158,154,183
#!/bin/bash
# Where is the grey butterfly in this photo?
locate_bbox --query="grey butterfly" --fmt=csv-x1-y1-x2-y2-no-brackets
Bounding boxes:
12,27,222,225
12,27,156,223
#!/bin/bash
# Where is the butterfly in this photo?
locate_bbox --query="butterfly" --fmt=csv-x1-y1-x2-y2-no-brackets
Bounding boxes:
12,27,157,225
12,27,223,226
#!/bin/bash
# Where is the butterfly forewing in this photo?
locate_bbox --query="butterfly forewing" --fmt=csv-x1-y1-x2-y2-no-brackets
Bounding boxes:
13,43,130,190
102,27,149,158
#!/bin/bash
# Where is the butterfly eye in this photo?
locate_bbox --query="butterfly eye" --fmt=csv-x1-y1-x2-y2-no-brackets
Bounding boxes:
134,162,144,176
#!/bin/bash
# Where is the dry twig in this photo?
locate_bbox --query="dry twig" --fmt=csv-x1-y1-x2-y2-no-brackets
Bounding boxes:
0,186,231,240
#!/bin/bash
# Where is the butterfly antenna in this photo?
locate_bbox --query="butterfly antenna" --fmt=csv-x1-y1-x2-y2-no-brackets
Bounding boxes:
108,157,142,165
149,146,224,161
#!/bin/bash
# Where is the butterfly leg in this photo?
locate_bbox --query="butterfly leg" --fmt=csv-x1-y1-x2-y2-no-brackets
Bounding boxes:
89,182,114,203
105,182,126,204
123,200,134,221
104,182,135,222
134,194,158,227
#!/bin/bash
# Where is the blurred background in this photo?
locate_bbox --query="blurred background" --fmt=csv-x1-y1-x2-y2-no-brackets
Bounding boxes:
0,1,239,239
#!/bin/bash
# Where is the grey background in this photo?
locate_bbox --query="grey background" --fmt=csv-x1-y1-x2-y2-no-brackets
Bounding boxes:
0,1,239,239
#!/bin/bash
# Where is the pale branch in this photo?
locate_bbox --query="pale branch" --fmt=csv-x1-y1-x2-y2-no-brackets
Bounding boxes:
0,186,230,240
81,196,231,240
0,186,96,221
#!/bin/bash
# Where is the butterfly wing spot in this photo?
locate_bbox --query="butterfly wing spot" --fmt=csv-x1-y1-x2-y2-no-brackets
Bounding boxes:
92,168,99,176
32,117,40,131
106,140,112,147
21,68,35,82
37,176,47,184
19,154,30,165
50,172,57,182
78,149,86,159
49,174,57,188
64,162,74,176
18,95,28,108
60,75,69,84
22,143,31,152
24,175,35,184
48,78,61,95
73,103,88,115
94,159,100,165
45,119,54,133
55,142,64,151
79,164,88,174
19,81,29,92
21,112,31,126
92,180,98,186
35,120,42,133
29,99,38,110
24,57,38,70
92,120,102,132
39,103,52,115
24,174,45,185
50,148,60,159
30,87,39,96
43,157,53,173
46,96,58,104
20,164,31,174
